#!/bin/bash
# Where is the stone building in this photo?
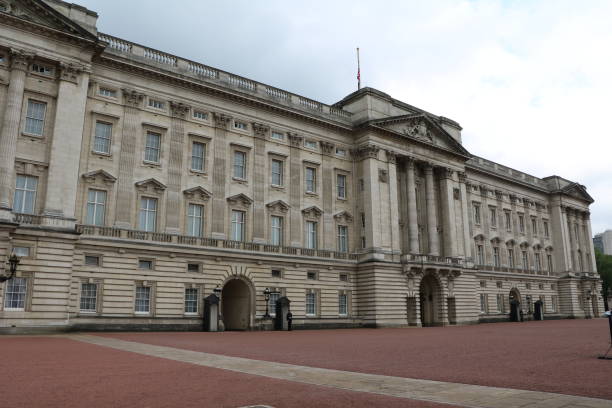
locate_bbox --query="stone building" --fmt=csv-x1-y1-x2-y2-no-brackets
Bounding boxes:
593,230,612,255
0,0,604,332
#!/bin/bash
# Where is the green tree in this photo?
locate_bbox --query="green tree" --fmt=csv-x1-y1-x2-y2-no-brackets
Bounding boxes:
595,249,612,311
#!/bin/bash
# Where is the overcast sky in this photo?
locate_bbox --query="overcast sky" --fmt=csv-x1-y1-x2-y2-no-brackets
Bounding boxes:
77,0,612,234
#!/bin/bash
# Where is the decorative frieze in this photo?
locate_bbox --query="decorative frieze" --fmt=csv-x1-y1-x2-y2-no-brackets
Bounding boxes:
170,101,190,118
320,141,335,156
122,88,144,107
252,122,270,139
213,112,232,129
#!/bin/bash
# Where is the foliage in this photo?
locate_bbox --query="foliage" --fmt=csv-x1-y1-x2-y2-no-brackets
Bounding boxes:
595,249,612,310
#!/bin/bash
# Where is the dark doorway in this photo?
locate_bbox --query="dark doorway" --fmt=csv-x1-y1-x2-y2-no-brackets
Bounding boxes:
221,279,250,330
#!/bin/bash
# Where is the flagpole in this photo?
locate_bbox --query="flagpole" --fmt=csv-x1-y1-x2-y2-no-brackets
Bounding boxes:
356,47,361,90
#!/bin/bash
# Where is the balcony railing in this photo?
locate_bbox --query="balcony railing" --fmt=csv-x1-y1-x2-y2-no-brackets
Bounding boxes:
474,264,551,276
76,225,358,261
404,253,465,267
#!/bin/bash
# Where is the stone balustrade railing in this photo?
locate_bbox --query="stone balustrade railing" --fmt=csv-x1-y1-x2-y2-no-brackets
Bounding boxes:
77,224,359,262
467,156,545,189
474,264,552,276
404,253,465,267
98,33,353,123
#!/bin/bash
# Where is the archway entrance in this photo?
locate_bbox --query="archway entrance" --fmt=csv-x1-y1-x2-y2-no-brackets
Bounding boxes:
509,288,521,322
221,279,251,330
419,274,441,327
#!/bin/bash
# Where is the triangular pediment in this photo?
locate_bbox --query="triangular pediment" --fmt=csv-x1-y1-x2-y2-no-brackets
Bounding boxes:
227,193,253,207
82,169,116,183
560,183,594,204
302,205,323,219
266,200,290,213
333,211,353,223
183,186,212,201
2,1,97,40
370,114,470,157
135,178,166,192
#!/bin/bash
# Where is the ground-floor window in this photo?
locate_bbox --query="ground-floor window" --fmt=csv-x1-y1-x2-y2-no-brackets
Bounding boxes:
339,292,348,316
268,291,281,317
80,283,98,312
135,286,151,314
305,291,316,316
496,293,504,313
551,295,558,312
4,277,27,310
479,293,487,314
184,287,198,314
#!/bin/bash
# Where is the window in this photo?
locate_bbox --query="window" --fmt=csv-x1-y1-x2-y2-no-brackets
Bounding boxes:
518,214,525,233
336,174,347,199
489,207,497,227
535,253,541,272
496,281,503,289
139,197,157,232
497,293,504,312
84,255,100,266
339,273,349,282
138,260,153,270
339,292,348,316
271,269,282,278
305,291,316,316
337,225,348,253
547,254,553,273
543,221,549,238
86,189,107,226
551,296,558,312
473,204,481,225
31,63,52,75
193,110,208,120
80,283,97,312
269,291,281,317
99,87,116,98
477,245,484,265
271,215,283,246
144,131,161,163
271,159,284,186
234,121,247,130
479,293,487,313
304,140,317,149
4,277,27,310
233,151,246,179
505,212,512,231
135,286,151,313
508,248,515,268
12,246,30,257
526,283,532,290
360,213,366,229
306,221,317,249
93,121,112,154
305,167,316,193
493,247,500,267
187,263,200,273
480,280,486,288
14,175,37,214
307,271,317,280
187,203,204,237
148,99,164,109
231,210,245,241
184,288,198,314
191,142,206,171
24,100,46,136
531,217,538,235
271,131,284,141
521,250,528,270
538,283,544,290
361,236,366,249
335,147,347,157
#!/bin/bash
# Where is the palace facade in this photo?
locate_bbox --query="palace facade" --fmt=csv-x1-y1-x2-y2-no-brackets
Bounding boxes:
0,0,604,332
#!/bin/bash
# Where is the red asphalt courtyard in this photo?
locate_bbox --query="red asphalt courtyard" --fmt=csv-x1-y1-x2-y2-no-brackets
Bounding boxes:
1,318,611,407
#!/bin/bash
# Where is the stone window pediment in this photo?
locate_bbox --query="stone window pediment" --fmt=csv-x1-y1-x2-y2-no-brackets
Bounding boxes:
333,211,353,223
82,169,117,185
266,200,290,214
227,193,253,208
302,206,323,219
183,186,212,202
135,178,166,194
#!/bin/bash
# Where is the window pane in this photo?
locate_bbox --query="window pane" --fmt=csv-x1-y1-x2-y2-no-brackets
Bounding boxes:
233,151,246,178
4,277,27,310
269,292,280,317
14,175,37,214
184,288,198,313
139,197,157,231
145,132,161,162
25,101,46,136
231,210,245,241
339,293,348,315
187,204,203,237
80,283,97,312
94,122,112,154
191,142,205,171
306,292,316,315
135,286,151,313
86,189,106,226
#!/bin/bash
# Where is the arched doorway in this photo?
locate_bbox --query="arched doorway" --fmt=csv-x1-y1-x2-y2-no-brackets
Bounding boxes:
221,279,251,330
419,273,441,327
509,287,521,322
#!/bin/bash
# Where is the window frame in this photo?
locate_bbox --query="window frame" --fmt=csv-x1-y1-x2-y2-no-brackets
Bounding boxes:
305,166,317,194
191,141,207,173
144,131,162,164
271,158,284,187
270,215,284,246
86,188,107,226
186,203,205,237
3,276,28,311
134,284,153,315
473,202,481,225
336,173,347,200
23,99,47,137
231,209,246,241
337,224,349,253
305,220,318,249
184,286,199,315
233,150,247,180
138,196,158,232
13,174,38,215
305,290,317,317
79,282,99,313
92,121,113,155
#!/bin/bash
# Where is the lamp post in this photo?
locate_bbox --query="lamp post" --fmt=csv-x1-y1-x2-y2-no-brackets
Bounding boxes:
213,285,221,298
263,287,271,318
0,252,19,283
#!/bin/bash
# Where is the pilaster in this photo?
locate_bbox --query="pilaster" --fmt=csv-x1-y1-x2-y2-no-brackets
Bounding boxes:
252,122,269,243
288,132,303,247
210,112,231,239
405,158,419,254
165,102,190,233
440,168,458,257
385,150,401,258
424,163,439,256
457,172,471,260
321,141,335,249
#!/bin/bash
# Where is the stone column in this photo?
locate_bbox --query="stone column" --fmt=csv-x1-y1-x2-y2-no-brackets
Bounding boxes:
424,163,439,256
321,142,335,249
440,168,457,257
567,208,578,271
288,133,303,247
43,63,90,226
458,172,472,259
584,212,596,272
210,113,231,239
385,150,401,258
405,158,419,254
0,50,30,219
165,102,189,234
114,89,144,228
252,123,269,243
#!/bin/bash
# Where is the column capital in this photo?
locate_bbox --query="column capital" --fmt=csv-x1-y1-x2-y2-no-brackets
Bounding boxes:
287,132,303,148
320,141,335,156
424,162,434,174
351,143,380,160
58,62,86,84
457,171,467,183
170,101,190,118
213,112,232,129
122,88,144,107
440,167,454,180
252,122,270,139
385,149,397,164
9,48,34,72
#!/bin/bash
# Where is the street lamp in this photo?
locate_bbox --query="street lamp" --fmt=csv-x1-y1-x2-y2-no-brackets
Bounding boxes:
0,252,19,283
213,285,222,298
263,287,271,318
